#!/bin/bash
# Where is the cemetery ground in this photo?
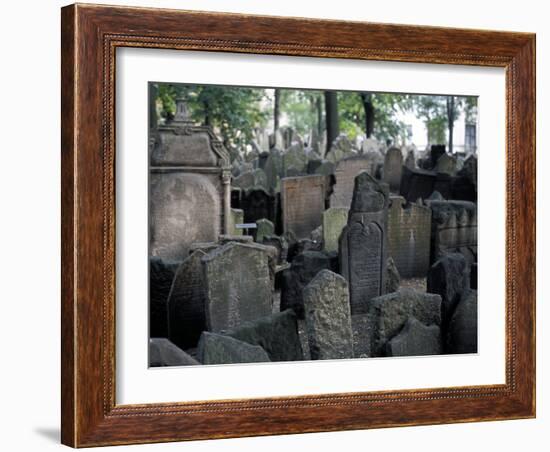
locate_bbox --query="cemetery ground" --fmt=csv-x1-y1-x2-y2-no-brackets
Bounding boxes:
148,87,478,367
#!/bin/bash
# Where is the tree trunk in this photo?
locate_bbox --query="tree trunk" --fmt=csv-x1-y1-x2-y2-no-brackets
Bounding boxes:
316,95,323,137
324,91,339,153
446,96,455,153
148,83,158,130
274,89,281,132
360,92,374,138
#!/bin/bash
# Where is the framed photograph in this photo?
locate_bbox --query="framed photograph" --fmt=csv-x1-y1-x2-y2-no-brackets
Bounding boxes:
61,3,536,447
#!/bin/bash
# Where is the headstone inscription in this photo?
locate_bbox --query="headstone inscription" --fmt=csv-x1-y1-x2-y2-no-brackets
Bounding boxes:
202,242,272,333
387,196,432,278
149,98,231,261
281,175,326,240
329,155,380,208
339,172,389,315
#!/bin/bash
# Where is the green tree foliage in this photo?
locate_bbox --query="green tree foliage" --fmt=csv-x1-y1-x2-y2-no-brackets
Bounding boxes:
156,83,269,149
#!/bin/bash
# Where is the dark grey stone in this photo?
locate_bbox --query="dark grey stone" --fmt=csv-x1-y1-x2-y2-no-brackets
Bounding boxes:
385,317,442,357
226,309,303,362
367,289,442,357
197,332,271,364
427,252,471,324
149,338,200,367
255,218,275,242
350,171,388,213
150,257,178,338
447,289,478,354
303,270,354,360
385,257,400,293
280,250,337,318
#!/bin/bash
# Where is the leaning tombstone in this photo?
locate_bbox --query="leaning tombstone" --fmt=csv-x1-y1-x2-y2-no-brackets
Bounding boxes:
202,242,273,333
149,98,231,261
339,172,389,314
385,317,442,357
303,270,354,360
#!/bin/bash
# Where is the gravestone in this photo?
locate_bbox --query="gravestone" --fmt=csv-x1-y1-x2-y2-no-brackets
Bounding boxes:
330,155,380,208
167,250,207,350
383,147,404,193
339,172,389,314
362,138,384,154
322,207,349,252
446,289,478,354
405,150,416,169
197,332,271,365
149,99,231,260
150,257,179,338
314,160,336,177
280,250,337,318
261,235,289,264
149,338,200,367
282,143,308,176
430,144,446,168
226,309,303,362
281,175,326,240
435,153,457,175
385,257,400,293
385,317,442,357
263,148,283,192
303,270,354,360
232,168,267,191
202,242,272,333
229,208,244,236
387,196,432,278
427,252,471,325
240,188,278,225
255,218,275,243
325,135,355,163
399,166,437,202
425,200,477,264
366,288,442,357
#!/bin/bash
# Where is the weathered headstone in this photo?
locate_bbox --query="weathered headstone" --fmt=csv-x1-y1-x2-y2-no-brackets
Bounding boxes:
385,257,400,293
383,147,403,193
280,250,337,318
263,148,283,192
325,135,355,163
202,242,272,332
405,150,416,169
226,309,303,362
322,207,349,252
282,143,308,176
240,188,278,225
303,270,354,360
281,175,326,239
385,317,442,357
366,288,442,357
446,289,478,354
261,235,289,264
435,153,457,175
149,99,231,260
339,172,389,314
387,196,432,278
149,338,200,367
330,155,381,208
167,250,207,350
197,332,271,364
425,200,477,264
255,218,275,243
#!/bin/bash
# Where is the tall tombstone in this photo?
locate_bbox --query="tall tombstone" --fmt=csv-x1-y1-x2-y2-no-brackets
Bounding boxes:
263,148,283,193
383,147,404,193
202,242,273,333
339,172,389,314
149,98,231,260
281,175,326,240
330,155,381,208
387,196,432,278
282,143,308,176
322,207,349,253
167,250,207,350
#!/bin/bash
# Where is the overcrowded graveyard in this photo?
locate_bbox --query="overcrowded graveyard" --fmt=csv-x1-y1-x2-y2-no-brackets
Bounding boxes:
149,90,478,367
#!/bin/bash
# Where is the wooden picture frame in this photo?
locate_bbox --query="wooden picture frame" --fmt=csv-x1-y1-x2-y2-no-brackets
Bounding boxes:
61,3,535,447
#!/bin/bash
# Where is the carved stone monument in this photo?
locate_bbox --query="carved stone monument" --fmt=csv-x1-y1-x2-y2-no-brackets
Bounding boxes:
383,147,404,193
281,175,326,239
339,172,389,314
387,196,432,278
149,98,231,261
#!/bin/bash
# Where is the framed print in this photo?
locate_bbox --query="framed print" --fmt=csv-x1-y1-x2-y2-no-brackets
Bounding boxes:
61,3,536,447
